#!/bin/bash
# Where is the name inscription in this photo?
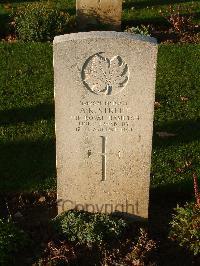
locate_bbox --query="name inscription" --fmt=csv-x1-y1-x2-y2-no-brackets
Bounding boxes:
72,101,139,133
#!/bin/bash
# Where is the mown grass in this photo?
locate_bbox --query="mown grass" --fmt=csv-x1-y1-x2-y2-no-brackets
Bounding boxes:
153,44,200,190
0,43,55,191
0,43,199,193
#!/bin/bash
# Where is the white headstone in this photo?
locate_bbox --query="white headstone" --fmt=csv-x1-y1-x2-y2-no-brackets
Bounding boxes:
76,0,122,31
54,32,158,220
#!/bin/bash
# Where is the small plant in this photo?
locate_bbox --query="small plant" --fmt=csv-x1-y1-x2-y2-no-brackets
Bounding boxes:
169,202,200,255
169,175,200,255
52,210,127,247
12,3,74,42
0,218,29,265
126,228,157,266
160,5,194,33
125,25,151,36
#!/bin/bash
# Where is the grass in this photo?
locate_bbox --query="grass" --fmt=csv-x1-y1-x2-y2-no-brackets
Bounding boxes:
153,44,200,190
0,43,55,191
122,0,200,27
0,42,199,194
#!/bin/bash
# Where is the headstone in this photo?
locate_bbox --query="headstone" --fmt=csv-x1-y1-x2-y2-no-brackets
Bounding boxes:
54,32,158,220
76,0,122,31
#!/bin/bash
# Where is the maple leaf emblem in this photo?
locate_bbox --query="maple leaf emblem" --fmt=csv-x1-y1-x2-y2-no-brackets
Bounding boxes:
82,53,129,95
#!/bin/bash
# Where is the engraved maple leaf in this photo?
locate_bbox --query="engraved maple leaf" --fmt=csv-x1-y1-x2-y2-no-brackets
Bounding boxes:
82,53,129,95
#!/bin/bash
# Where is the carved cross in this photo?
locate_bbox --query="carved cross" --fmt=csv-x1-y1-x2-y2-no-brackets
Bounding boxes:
88,136,121,181
100,136,107,181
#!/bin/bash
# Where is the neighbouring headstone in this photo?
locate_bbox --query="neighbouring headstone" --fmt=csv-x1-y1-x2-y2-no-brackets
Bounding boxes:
54,32,158,220
76,0,122,31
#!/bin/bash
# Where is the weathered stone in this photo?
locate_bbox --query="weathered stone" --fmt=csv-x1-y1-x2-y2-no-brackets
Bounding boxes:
76,0,122,31
54,32,158,220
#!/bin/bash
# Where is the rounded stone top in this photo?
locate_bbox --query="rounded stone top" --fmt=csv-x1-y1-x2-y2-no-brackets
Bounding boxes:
53,31,157,45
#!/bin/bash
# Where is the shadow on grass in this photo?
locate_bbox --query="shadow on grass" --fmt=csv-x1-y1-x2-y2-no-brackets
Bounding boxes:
123,0,199,10
0,103,54,126
64,7,76,16
153,118,200,147
0,12,10,37
0,138,56,192
149,177,194,231
0,110,199,191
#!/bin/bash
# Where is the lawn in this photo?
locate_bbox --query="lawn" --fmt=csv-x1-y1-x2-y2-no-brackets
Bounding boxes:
0,43,55,191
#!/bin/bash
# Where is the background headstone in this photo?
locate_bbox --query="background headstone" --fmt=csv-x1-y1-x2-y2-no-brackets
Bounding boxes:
54,32,158,220
76,0,122,31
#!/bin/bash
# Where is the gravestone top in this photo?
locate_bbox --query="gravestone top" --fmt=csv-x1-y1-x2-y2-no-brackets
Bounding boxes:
54,32,158,220
76,0,123,31
54,31,157,44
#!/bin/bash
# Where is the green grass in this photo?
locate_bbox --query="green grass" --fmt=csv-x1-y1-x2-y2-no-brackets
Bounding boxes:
153,44,200,189
0,43,55,191
122,0,200,27
0,43,199,193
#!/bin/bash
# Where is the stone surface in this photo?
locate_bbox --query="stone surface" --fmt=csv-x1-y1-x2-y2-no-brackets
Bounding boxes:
54,32,158,219
76,0,122,31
